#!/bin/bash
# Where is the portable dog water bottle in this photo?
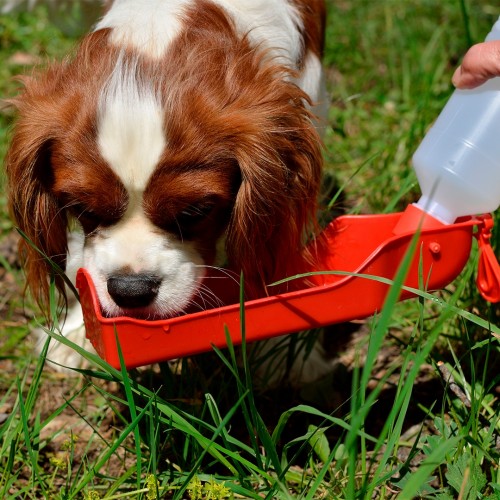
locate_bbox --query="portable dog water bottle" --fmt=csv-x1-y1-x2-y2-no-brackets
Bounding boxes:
395,17,500,300
412,17,500,224
76,20,500,369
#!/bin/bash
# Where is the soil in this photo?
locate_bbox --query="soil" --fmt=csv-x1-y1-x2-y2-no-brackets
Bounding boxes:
0,230,26,326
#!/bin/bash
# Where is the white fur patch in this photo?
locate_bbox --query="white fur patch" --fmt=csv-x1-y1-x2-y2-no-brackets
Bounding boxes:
211,0,303,66
95,0,188,59
96,0,303,67
93,55,207,318
97,56,166,191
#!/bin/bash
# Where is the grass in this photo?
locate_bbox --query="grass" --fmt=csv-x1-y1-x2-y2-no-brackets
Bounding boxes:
1,0,500,498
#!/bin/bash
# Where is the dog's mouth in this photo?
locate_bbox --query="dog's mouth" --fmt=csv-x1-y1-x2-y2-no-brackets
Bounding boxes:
101,307,181,321
93,266,240,320
100,298,199,321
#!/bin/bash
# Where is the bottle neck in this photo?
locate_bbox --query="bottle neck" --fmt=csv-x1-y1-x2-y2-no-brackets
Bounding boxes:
392,203,448,235
414,195,456,224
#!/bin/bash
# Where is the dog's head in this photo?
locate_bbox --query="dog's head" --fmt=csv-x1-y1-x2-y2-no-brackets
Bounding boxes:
5,2,324,319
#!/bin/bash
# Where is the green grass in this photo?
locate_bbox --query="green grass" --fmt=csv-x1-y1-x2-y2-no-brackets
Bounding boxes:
1,1,500,498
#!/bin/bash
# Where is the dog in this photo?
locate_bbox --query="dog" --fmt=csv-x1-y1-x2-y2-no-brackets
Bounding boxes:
6,0,334,384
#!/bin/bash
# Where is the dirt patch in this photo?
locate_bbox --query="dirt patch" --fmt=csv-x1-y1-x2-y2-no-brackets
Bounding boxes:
0,230,30,328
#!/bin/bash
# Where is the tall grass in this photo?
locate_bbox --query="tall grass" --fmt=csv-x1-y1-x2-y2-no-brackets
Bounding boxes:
1,1,500,498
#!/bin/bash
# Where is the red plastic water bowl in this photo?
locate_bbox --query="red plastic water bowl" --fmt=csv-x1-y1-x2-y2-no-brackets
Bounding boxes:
77,207,486,369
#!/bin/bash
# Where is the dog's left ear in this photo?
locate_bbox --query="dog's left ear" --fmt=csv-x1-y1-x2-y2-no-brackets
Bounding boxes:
5,84,70,313
227,82,323,298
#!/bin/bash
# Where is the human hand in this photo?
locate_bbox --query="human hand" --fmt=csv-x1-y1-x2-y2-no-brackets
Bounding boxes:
452,40,500,89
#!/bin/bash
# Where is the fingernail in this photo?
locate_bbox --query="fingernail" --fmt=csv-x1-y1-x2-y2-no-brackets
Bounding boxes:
451,66,461,87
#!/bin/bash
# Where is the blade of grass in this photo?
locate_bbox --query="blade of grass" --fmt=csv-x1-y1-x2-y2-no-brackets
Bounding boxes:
115,330,142,489
174,389,257,500
16,377,47,498
398,436,462,499
69,397,155,499
272,270,500,337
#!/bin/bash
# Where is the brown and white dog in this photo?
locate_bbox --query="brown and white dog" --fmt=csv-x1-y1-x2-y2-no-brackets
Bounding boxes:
6,0,332,381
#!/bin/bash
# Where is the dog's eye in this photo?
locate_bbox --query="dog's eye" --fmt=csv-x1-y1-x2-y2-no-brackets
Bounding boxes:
176,202,215,227
69,202,114,233
70,203,97,221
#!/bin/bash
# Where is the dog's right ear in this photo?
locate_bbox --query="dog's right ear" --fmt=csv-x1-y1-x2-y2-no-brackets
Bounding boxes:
5,91,69,313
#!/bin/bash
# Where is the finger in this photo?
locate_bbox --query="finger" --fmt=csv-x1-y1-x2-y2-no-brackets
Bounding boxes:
452,41,500,89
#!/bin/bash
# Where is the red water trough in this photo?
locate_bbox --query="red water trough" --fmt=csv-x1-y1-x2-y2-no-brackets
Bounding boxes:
76,205,500,369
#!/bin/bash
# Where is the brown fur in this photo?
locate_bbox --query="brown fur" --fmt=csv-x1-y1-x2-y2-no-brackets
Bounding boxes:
5,0,325,313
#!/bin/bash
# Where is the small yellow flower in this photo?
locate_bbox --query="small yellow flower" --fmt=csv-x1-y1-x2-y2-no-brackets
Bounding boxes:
203,477,231,499
83,491,100,500
146,474,159,500
187,476,203,500
187,476,231,499
49,455,67,470
61,433,79,451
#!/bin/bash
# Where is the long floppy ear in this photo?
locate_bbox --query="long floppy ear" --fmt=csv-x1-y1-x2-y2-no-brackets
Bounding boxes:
5,92,69,313
226,82,323,298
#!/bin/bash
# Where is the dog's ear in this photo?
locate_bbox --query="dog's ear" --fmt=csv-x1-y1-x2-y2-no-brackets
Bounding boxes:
5,91,69,313
227,81,323,298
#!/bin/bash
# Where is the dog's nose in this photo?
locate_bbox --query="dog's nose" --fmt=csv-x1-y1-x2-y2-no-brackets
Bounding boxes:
107,274,162,309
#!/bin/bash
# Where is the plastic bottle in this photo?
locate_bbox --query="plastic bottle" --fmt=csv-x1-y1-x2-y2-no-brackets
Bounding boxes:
412,16,500,224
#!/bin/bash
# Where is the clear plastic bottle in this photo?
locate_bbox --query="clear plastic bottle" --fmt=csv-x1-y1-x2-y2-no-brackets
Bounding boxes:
412,16,500,224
